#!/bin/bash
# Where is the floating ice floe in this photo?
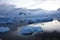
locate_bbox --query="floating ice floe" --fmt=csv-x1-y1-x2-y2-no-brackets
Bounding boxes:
0,27,10,33
20,27,43,35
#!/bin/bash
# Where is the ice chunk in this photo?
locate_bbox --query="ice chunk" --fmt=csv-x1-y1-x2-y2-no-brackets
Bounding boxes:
0,27,10,33
20,27,33,35
20,27,43,35
32,27,43,32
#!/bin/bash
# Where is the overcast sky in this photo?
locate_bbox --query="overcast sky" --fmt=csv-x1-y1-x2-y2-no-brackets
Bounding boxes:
0,0,60,10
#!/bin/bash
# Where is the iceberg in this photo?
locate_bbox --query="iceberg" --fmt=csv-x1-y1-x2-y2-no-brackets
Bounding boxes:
0,27,10,33
27,17,53,24
20,27,33,35
20,27,43,35
0,17,13,24
32,27,43,32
